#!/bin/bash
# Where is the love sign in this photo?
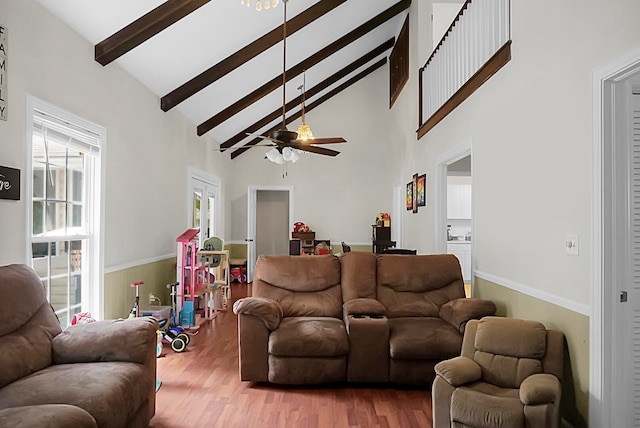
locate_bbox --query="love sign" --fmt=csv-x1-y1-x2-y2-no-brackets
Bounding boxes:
0,166,19,200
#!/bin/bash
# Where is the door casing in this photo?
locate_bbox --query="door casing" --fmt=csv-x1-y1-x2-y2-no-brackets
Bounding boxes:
591,45,640,427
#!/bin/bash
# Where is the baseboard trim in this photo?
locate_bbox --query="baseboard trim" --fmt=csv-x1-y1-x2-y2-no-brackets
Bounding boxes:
105,253,175,274
474,270,591,316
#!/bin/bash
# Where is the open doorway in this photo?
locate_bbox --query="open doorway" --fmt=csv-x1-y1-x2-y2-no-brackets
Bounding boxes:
247,186,294,282
436,141,472,293
447,156,472,290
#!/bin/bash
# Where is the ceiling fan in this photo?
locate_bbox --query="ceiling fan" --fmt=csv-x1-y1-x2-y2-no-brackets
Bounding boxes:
249,0,347,161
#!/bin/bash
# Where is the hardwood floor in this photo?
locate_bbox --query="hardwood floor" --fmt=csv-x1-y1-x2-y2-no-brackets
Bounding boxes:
149,283,434,428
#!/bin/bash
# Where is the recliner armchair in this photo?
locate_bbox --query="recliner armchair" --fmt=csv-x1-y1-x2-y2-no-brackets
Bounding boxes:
233,255,348,384
0,264,158,428
432,316,564,428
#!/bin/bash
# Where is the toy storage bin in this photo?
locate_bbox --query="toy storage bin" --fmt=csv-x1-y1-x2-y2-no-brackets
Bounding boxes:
141,305,172,321
179,301,195,326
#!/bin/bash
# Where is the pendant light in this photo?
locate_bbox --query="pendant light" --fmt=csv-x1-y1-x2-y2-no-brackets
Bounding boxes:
296,71,314,141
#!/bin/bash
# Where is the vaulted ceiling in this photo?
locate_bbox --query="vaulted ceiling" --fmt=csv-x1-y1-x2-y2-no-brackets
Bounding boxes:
36,0,411,159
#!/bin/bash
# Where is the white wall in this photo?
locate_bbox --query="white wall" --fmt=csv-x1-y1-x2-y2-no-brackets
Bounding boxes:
401,0,640,307
0,1,228,268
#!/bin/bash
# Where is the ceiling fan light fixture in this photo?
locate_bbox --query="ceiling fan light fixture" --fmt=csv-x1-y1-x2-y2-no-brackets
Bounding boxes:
296,123,313,141
282,146,294,161
290,149,301,163
266,147,280,163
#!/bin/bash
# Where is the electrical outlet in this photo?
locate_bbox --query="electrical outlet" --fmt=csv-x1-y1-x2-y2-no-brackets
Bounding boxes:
565,234,579,256
149,293,156,304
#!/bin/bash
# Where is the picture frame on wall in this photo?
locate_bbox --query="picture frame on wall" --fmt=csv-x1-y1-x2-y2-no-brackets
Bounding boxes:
406,181,413,211
417,174,426,207
412,173,418,213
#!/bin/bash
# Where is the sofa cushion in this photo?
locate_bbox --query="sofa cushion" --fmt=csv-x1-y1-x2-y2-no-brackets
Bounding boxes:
269,317,348,357
340,252,377,301
0,265,62,388
474,351,543,389
451,385,523,428
475,317,547,359
0,404,97,428
253,255,343,318
376,254,465,317
389,317,462,360
0,362,150,428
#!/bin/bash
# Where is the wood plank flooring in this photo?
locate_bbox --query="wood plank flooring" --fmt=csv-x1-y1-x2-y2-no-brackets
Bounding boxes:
149,283,434,428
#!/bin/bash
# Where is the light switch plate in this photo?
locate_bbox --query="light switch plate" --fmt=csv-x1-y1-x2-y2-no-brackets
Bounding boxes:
565,234,579,256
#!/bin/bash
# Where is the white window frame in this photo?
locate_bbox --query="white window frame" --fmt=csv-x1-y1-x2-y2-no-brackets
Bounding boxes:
25,95,106,321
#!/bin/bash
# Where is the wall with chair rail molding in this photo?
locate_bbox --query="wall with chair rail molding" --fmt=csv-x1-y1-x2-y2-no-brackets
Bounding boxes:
474,275,589,427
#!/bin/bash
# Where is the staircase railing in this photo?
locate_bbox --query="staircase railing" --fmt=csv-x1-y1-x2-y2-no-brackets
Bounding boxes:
417,0,511,139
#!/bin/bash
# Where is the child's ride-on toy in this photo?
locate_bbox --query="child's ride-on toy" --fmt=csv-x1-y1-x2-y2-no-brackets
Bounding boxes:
157,319,190,353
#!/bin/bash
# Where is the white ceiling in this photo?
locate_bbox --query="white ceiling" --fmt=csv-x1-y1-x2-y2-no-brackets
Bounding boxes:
36,0,407,156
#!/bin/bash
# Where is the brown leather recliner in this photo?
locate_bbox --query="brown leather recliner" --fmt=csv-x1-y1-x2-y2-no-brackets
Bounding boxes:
432,316,564,428
233,255,348,384
0,264,158,428
342,252,496,385
234,253,497,386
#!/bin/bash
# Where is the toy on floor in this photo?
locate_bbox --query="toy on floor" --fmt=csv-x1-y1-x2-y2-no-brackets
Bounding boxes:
157,318,190,353
70,312,96,326
128,281,190,354
128,281,144,319
230,265,246,283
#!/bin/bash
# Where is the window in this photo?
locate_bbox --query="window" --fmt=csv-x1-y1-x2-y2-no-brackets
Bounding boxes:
27,96,104,325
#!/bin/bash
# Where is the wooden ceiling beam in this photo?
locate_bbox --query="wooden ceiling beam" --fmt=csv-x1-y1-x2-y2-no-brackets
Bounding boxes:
161,0,348,111
95,0,211,66
230,57,387,159
199,0,410,136
220,38,395,150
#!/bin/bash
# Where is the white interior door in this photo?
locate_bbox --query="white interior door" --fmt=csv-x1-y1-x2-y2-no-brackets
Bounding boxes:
611,79,640,427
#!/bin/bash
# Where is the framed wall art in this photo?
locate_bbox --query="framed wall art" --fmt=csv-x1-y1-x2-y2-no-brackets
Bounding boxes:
406,181,413,211
412,173,418,213
417,174,426,207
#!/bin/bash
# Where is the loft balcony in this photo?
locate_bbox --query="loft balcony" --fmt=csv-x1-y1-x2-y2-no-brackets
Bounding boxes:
418,0,512,139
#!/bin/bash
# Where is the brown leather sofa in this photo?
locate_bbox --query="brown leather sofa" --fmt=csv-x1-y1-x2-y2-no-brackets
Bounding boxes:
0,264,158,428
233,253,496,385
432,317,564,428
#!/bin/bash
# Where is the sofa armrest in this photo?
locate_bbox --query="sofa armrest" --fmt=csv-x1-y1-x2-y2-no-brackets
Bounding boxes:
343,298,386,319
439,298,497,333
232,297,283,330
520,373,561,405
434,356,482,387
52,317,158,365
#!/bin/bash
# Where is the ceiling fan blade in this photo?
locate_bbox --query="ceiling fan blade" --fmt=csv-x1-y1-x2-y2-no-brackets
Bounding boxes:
297,137,346,145
246,132,281,144
290,142,340,157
